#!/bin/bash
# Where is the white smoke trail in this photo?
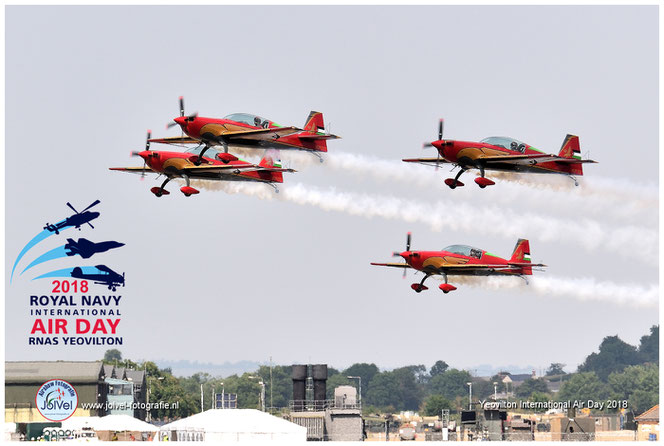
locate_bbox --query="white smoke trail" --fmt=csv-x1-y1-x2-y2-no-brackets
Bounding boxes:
432,275,658,309
187,180,658,264
268,150,658,225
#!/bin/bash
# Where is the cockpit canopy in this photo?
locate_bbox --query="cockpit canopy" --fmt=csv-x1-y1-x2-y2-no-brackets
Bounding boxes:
224,113,272,129
443,244,484,259
480,136,528,153
185,146,223,159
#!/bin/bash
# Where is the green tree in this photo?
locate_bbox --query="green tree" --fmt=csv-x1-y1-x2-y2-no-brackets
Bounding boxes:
422,394,452,416
557,372,605,402
364,367,423,411
546,363,566,376
608,364,658,414
429,369,472,400
103,349,122,363
430,360,449,377
516,378,549,398
344,363,379,399
638,325,659,364
578,335,640,381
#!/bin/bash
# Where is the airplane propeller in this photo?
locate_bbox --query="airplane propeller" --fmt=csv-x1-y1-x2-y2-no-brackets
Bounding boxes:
392,232,412,278
130,130,152,179
422,119,444,170
167,96,198,129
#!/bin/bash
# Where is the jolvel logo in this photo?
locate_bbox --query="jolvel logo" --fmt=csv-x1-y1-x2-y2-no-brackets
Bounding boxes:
35,379,78,421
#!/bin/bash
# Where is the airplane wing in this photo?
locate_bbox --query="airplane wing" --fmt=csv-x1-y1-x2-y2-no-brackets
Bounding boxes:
402,157,455,167
109,167,154,175
149,136,200,145
178,164,297,174
370,262,412,269
149,127,301,145
221,126,300,141
479,154,597,166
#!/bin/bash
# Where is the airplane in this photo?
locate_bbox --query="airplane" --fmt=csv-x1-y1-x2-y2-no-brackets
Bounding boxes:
148,97,339,162
403,120,597,189
43,201,101,235
110,132,296,197
71,265,125,291
371,233,546,293
64,238,125,259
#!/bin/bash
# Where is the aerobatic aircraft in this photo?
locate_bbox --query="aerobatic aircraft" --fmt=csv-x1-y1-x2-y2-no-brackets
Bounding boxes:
71,265,125,291
403,120,597,189
110,132,296,197
371,233,546,293
43,201,101,234
148,97,339,162
64,238,124,259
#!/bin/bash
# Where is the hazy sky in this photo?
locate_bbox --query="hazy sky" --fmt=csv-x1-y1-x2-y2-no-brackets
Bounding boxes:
5,6,658,375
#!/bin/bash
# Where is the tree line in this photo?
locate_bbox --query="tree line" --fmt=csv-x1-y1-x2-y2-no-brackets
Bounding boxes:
102,325,658,420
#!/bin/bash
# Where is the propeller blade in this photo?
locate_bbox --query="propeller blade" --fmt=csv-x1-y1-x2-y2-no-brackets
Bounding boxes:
81,200,101,213
392,251,401,257
130,151,141,157
406,232,411,252
179,96,185,117
423,142,434,148
146,130,152,151
66,202,79,214
438,119,444,140
166,120,178,129
402,268,407,279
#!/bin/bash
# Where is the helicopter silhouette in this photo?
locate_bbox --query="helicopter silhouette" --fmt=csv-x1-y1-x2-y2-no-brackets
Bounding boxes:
44,200,100,235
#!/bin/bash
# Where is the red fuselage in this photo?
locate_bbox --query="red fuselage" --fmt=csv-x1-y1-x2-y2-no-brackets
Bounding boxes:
138,150,283,183
431,139,579,175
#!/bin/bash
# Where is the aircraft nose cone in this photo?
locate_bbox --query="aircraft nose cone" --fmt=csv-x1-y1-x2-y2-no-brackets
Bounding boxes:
138,150,151,161
174,116,186,126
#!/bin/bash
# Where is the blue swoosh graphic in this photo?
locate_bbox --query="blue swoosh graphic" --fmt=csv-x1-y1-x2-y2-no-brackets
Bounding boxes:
20,246,68,275
10,222,69,283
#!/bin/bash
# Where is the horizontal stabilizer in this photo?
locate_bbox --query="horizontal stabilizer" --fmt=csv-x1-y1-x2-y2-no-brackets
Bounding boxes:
298,133,340,140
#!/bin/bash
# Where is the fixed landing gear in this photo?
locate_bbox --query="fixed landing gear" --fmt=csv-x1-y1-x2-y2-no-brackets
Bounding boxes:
438,273,457,294
474,166,495,189
194,144,212,166
179,175,199,197
445,168,466,189
311,151,324,163
151,178,172,197
411,274,431,293
569,175,579,186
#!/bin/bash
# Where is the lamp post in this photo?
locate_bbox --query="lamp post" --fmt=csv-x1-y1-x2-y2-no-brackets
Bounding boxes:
220,382,225,409
466,382,472,410
347,376,362,409
147,376,164,423
493,382,498,401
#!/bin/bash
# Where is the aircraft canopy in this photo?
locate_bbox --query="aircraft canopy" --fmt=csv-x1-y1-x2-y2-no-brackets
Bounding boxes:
480,136,527,153
443,244,484,259
223,113,272,128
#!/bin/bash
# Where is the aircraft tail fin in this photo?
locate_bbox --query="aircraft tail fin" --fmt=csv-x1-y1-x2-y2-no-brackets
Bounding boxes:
509,238,532,275
300,111,331,153
303,111,325,133
558,134,584,175
259,149,284,183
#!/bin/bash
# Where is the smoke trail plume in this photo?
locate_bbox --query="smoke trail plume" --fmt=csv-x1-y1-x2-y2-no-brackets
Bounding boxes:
188,180,658,263
433,275,658,309
267,150,658,224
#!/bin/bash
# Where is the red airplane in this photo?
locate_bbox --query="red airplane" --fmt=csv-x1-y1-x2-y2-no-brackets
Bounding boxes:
403,120,597,189
110,132,295,197
371,233,546,293
149,97,339,163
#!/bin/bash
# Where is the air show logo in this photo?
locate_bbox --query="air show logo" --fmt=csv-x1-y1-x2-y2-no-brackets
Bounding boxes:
36,379,78,421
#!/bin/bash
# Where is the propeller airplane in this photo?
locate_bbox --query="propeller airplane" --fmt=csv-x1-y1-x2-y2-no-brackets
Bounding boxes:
404,120,597,189
149,97,340,163
110,132,296,197
71,265,125,291
371,233,546,293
